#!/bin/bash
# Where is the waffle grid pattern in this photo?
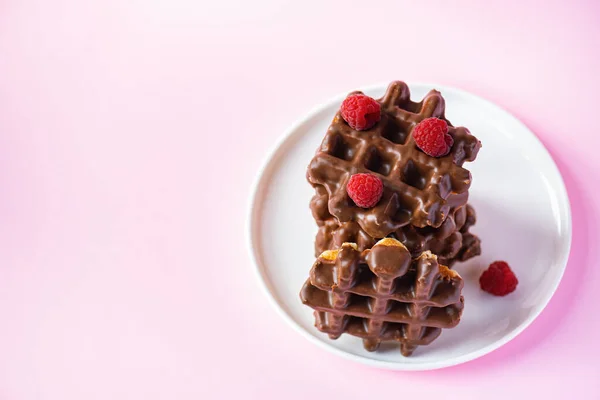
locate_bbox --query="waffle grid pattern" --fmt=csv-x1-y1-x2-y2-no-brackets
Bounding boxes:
307,81,481,237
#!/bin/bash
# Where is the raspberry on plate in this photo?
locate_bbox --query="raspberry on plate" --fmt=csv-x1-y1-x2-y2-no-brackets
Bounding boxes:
346,173,383,208
412,117,454,157
340,94,381,131
479,261,518,296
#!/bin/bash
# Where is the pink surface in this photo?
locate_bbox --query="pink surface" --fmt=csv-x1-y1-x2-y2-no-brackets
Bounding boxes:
0,1,599,398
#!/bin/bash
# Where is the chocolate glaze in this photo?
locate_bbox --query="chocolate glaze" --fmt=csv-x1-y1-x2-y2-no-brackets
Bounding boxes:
313,200,481,265
300,240,464,356
365,240,412,279
306,81,481,237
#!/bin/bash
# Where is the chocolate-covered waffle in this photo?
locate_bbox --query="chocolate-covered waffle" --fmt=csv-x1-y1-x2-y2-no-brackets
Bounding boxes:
300,238,464,356
307,81,481,238
312,199,481,266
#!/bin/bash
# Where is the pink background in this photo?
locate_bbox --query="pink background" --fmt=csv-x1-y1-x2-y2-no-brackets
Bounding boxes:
0,1,599,399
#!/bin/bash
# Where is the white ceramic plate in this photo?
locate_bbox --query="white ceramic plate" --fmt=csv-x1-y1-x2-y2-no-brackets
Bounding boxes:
247,83,571,370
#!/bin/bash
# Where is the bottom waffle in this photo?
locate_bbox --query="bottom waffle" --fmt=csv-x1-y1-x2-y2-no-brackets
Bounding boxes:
300,238,464,356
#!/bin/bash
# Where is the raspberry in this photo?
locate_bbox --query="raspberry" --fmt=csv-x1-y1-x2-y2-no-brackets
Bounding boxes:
479,261,518,296
412,117,454,157
340,94,381,131
346,173,383,208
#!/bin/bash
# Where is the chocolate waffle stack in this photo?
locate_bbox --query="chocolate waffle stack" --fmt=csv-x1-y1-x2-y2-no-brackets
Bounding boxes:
300,81,482,355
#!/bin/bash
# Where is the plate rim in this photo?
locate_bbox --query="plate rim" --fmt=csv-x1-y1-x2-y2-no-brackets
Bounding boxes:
246,82,573,371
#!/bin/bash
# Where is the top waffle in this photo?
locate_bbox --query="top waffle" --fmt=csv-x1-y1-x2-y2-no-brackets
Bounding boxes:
307,81,481,238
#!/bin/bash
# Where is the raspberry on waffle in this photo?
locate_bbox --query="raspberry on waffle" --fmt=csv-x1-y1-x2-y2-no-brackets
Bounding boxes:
300,238,464,356
307,81,481,238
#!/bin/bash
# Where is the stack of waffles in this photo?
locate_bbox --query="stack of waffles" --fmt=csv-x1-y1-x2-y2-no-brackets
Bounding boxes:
300,81,482,356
